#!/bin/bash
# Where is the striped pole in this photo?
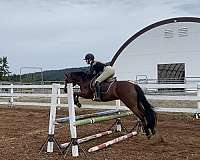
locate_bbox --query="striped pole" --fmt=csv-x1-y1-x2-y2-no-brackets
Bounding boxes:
56,109,120,123
74,111,133,126
61,130,113,148
88,131,137,152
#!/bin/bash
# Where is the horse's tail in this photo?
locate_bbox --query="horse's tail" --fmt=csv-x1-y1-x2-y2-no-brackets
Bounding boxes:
134,84,157,134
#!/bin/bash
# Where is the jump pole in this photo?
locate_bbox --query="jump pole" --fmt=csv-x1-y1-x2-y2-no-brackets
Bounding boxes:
56,109,120,123
74,111,133,126
88,131,137,153
61,130,113,148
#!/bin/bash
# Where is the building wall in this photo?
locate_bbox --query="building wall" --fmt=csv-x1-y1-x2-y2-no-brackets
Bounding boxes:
112,17,200,81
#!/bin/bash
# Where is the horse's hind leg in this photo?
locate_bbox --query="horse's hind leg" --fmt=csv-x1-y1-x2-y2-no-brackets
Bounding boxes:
120,98,151,138
137,103,152,138
134,84,157,136
138,102,157,136
133,111,151,138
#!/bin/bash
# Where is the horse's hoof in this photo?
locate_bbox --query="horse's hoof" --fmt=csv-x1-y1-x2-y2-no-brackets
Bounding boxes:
145,129,152,139
76,103,82,108
151,129,156,135
147,134,152,140
64,88,67,93
93,98,101,102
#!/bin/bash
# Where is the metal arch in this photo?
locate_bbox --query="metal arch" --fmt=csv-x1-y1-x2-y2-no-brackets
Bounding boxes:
110,17,200,66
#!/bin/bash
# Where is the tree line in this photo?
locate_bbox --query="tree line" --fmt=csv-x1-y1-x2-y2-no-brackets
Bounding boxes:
0,57,89,83
0,57,10,81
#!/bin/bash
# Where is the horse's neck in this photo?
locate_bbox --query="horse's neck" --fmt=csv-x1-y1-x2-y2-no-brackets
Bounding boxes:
79,80,92,91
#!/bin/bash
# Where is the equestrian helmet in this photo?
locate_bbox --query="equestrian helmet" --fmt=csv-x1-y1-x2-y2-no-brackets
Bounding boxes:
84,53,94,60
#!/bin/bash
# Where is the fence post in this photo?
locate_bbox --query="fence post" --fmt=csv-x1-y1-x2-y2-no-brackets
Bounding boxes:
67,83,79,157
57,84,61,109
47,83,59,152
196,83,200,119
116,100,122,132
197,83,200,109
116,100,120,108
10,84,14,107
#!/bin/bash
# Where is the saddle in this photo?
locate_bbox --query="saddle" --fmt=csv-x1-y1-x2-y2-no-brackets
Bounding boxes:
90,77,117,94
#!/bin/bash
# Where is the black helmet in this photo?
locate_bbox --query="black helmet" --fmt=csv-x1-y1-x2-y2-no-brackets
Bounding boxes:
84,53,94,60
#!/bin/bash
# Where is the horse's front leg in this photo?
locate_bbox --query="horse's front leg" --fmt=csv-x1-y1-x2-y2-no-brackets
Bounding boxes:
73,94,82,108
73,91,88,108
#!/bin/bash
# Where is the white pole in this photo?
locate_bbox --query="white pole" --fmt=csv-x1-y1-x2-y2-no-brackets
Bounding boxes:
196,83,200,119
116,100,120,108
116,100,121,132
57,84,61,109
197,83,200,109
67,83,79,157
47,84,59,152
10,84,14,107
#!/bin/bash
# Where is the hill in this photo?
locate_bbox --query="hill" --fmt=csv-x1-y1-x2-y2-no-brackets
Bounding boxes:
24,67,89,82
7,67,89,83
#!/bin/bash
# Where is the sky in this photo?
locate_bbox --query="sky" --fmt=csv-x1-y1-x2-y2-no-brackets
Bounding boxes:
0,0,200,74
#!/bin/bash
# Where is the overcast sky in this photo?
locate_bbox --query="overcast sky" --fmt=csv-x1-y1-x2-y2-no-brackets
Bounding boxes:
0,0,200,74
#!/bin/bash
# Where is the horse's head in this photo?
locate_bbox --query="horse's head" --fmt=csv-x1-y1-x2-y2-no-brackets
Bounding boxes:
64,72,74,93
64,71,89,93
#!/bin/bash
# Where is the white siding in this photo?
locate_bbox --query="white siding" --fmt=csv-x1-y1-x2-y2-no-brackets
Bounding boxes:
113,21,200,81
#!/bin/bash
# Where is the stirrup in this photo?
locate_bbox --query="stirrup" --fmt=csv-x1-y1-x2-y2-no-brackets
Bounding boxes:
93,96,101,101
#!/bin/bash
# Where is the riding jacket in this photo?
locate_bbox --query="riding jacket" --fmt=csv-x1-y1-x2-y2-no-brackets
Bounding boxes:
89,61,106,76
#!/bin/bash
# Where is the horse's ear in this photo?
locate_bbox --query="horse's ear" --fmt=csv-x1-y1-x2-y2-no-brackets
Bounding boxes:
64,73,70,81
64,73,68,78
65,72,71,77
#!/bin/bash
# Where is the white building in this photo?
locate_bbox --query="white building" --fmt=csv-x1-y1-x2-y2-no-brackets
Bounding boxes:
111,17,200,83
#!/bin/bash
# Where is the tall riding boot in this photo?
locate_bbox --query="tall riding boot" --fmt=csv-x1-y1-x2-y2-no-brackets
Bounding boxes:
94,82,101,101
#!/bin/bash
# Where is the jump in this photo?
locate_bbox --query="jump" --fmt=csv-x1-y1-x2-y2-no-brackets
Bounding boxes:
64,53,157,138
64,70,157,139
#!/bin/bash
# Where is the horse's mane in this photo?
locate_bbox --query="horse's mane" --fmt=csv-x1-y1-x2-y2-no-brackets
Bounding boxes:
72,71,87,77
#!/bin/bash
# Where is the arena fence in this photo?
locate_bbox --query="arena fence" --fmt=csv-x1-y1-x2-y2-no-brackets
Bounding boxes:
0,83,200,114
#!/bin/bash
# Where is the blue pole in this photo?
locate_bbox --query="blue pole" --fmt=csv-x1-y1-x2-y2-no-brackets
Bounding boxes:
56,109,121,123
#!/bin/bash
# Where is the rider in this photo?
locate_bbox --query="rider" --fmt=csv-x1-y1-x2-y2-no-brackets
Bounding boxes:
84,53,115,101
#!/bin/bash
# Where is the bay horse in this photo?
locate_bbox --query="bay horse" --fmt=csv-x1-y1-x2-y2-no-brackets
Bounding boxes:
64,71,157,138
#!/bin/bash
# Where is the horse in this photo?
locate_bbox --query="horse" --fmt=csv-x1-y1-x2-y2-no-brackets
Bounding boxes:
64,71,157,138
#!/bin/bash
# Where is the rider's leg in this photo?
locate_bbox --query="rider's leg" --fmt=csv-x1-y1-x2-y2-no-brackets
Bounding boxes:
95,66,115,83
93,66,115,101
94,81,101,101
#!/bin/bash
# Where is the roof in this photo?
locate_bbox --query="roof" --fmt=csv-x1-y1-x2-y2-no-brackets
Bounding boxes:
110,17,200,66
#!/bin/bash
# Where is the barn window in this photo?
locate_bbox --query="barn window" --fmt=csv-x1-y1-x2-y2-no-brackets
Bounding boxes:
157,63,185,83
157,63,185,92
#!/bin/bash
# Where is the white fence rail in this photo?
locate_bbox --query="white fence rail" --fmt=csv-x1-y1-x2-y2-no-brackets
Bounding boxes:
0,84,66,107
0,83,200,114
140,83,199,89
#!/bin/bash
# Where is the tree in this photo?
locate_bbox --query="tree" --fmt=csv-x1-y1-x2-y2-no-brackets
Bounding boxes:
0,56,10,80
